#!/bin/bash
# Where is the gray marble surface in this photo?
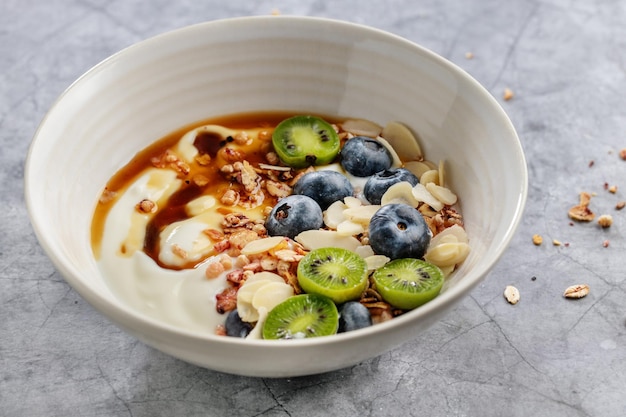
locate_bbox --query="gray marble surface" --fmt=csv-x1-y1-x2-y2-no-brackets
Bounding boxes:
2,0,625,416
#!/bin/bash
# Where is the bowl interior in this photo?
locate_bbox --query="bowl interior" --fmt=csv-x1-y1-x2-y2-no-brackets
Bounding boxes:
25,16,526,376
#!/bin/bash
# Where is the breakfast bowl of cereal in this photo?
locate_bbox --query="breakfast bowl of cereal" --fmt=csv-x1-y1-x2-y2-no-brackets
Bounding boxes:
25,16,527,377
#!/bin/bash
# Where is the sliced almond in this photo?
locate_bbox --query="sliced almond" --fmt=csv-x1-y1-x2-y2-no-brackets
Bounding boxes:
426,182,458,205
240,236,285,255
563,284,589,299
355,245,375,258
336,219,366,236
364,255,390,270
343,204,381,225
403,161,433,178
376,136,402,168
324,200,347,229
380,181,420,207
251,281,294,310
429,224,468,248
420,169,440,186
424,242,471,267
295,230,361,251
438,160,446,187
341,118,383,138
381,121,423,161
343,196,363,208
244,271,285,285
412,183,444,211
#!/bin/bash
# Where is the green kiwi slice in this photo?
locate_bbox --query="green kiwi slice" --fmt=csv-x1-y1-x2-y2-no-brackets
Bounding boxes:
297,247,368,304
272,115,340,168
372,258,444,310
262,294,339,340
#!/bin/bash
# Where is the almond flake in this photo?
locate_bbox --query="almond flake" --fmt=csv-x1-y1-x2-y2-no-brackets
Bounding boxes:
563,284,589,299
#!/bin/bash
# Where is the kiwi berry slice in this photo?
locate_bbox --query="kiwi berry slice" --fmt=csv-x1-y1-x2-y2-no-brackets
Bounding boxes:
372,258,444,310
297,247,368,304
272,115,340,168
262,294,339,340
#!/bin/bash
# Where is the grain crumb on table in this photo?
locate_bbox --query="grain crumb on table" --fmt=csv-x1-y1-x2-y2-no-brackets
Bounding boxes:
504,285,520,305
532,234,543,245
503,88,514,101
597,214,613,228
568,191,595,222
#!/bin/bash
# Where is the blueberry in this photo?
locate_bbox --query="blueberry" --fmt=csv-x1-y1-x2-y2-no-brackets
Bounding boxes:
265,194,324,239
338,302,372,332
225,309,253,338
368,204,431,260
293,170,354,210
340,136,392,177
364,168,419,205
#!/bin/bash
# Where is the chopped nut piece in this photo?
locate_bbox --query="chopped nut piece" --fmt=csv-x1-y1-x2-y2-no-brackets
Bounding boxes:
568,192,595,222
195,153,212,166
603,240,610,248
503,88,514,101
608,185,617,194
620,148,626,160
205,261,225,278
171,244,188,259
504,285,520,305
136,199,157,213
220,189,240,206
616,201,625,210
99,188,117,204
597,214,613,228
192,174,210,187
265,180,292,198
532,234,543,245
552,239,562,246
563,284,589,299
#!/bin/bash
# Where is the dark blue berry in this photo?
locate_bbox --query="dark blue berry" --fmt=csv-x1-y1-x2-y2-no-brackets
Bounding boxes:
338,302,372,332
368,204,431,260
364,168,419,205
293,170,354,210
225,309,253,338
340,136,392,177
265,194,324,239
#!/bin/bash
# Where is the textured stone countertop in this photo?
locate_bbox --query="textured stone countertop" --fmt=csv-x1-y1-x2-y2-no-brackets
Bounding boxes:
2,0,625,416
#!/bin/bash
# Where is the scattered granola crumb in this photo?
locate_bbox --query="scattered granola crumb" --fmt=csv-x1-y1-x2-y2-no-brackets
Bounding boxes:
552,239,562,246
568,192,595,222
563,284,590,299
532,234,543,245
564,242,570,247
136,199,157,213
503,88,514,101
504,285,520,305
603,240,610,248
271,8,280,15
616,201,625,210
608,185,618,194
588,160,595,168
620,148,626,160
465,52,474,59
597,214,613,228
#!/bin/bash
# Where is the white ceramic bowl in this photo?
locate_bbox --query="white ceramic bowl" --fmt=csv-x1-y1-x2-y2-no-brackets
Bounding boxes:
25,16,527,377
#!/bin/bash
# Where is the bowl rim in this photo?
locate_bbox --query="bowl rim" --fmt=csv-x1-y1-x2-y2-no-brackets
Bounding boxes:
24,14,528,349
